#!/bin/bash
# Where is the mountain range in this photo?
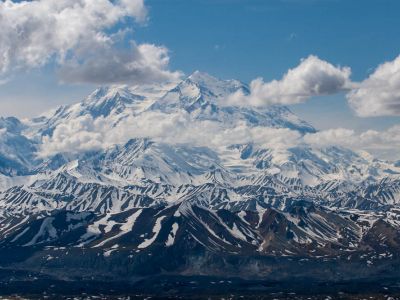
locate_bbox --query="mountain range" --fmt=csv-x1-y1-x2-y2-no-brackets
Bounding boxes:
0,71,400,291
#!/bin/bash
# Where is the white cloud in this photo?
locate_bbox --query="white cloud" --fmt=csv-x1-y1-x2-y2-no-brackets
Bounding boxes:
40,109,400,161
39,110,302,157
358,125,400,157
224,55,352,107
347,55,400,117
221,54,400,119
303,128,356,148
41,115,107,155
0,0,180,85
304,126,400,160
58,43,182,85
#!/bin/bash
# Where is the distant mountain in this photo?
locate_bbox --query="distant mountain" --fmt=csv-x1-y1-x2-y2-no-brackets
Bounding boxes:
0,72,400,283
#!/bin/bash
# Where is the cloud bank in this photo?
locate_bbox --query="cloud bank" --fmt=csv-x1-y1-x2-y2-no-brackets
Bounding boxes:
0,0,180,85
40,110,400,161
304,126,400,159
40,111,302,157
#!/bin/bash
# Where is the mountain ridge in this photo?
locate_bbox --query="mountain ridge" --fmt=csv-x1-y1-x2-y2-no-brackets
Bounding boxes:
0,72,399,283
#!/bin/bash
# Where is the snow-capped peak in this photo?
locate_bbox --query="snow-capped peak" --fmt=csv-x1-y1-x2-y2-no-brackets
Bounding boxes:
85,86,142,104
187,70,218,83
187,71,247,98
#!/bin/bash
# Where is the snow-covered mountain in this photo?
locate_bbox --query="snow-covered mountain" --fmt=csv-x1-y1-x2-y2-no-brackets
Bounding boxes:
0,71,400,281
0,117,39,186
1,71,399,207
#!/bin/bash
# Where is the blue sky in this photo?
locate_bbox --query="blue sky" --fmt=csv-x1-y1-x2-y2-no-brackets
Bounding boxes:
1,0,400,132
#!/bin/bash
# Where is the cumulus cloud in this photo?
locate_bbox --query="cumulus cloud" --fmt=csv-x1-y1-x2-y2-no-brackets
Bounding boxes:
224,55,352,107
347,55,400,117
41,115,107,155
0,0,180,85
221,54,400,119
